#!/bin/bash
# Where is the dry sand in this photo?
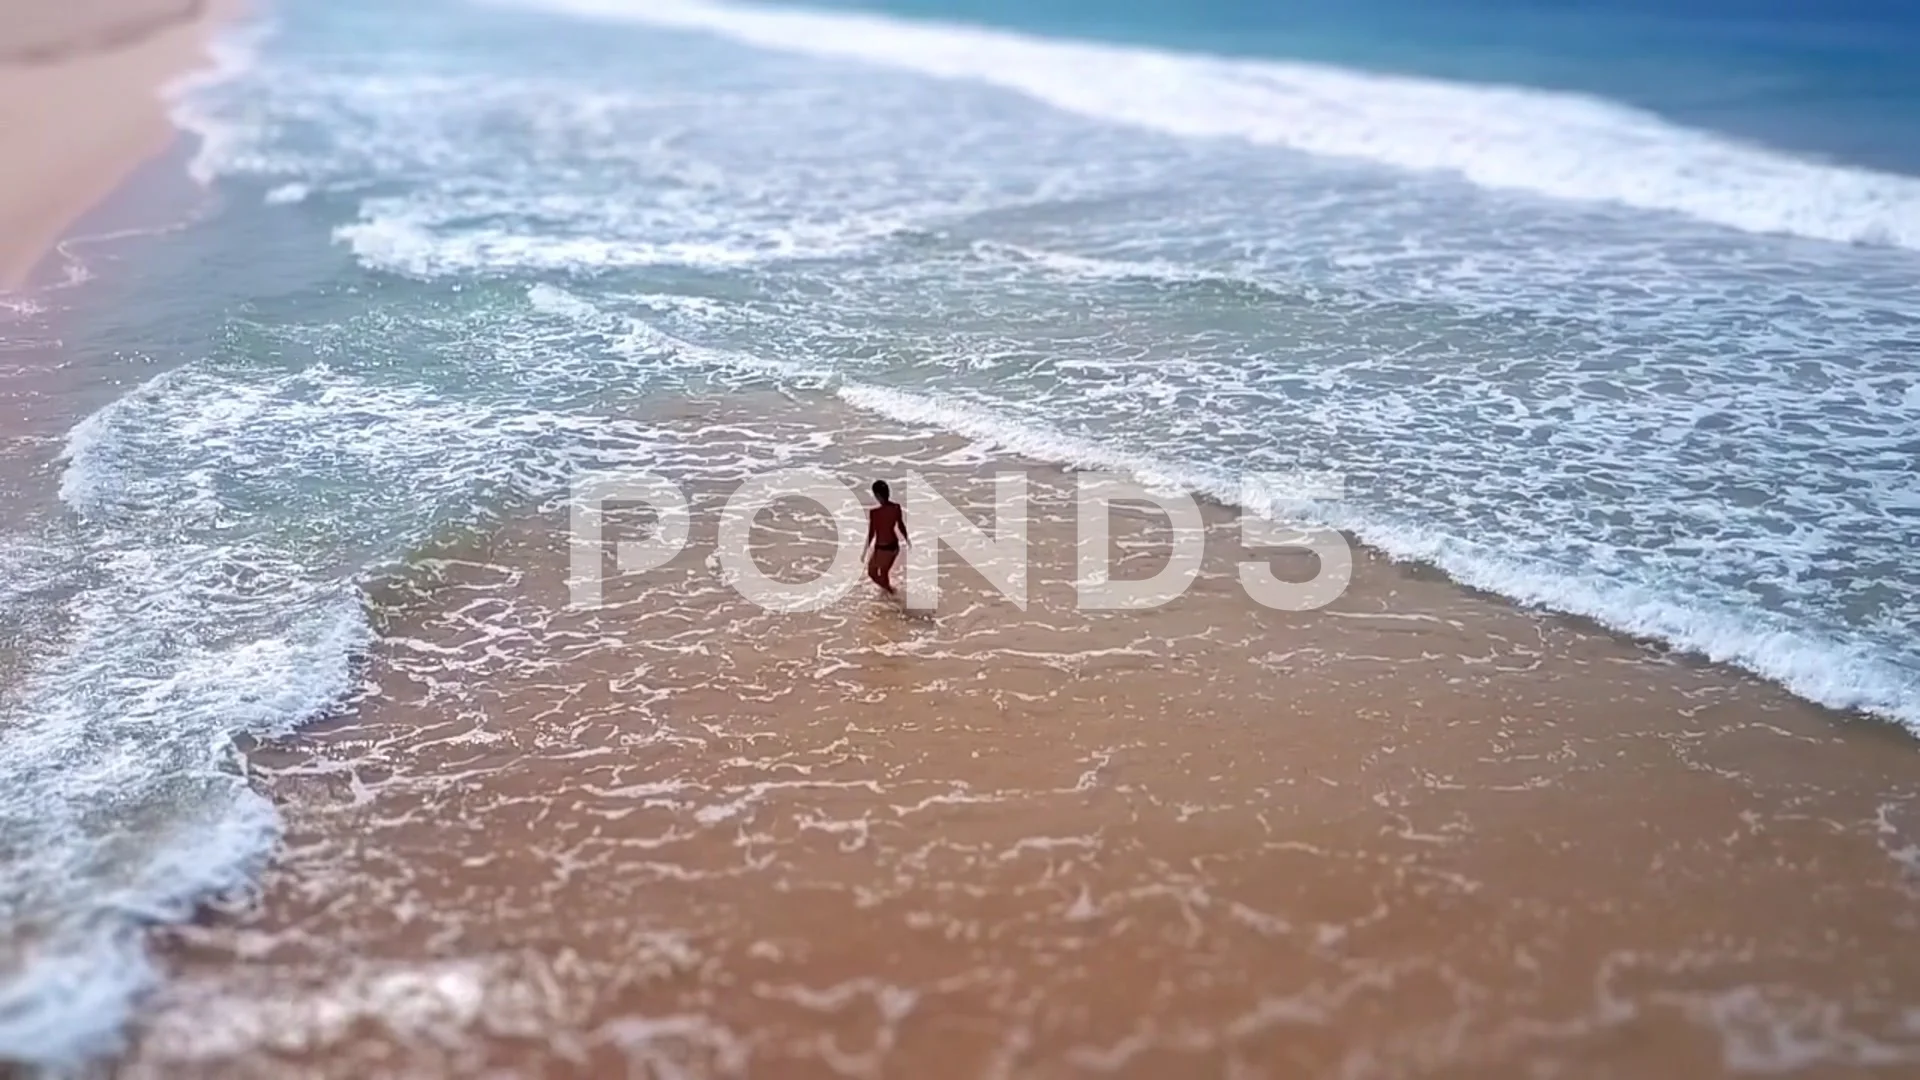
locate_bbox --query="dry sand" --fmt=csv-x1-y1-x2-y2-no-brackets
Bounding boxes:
0,0,232,290
121,391,1920,1078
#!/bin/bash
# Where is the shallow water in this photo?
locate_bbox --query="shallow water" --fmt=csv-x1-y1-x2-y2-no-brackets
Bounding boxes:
2,0,1919,1066
126,397,1920,1076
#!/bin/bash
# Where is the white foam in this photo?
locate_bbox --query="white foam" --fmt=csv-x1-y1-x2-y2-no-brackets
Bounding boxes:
139,958,510,1062
971,240,1227,287
264,182,312,206
165,17,274,186
530,283,833,385
0,583,365,1066
2,353,598,1068
527,282,610,324
338,217,829,277
835,383,1920,731
506,0,1920,250
0,786,283,1066
0,524,370,1065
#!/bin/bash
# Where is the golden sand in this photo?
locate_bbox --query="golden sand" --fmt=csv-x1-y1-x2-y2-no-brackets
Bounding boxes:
0,0,231,290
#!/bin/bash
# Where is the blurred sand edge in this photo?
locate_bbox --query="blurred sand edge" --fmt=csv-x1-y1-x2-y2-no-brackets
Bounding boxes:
0,0,240,290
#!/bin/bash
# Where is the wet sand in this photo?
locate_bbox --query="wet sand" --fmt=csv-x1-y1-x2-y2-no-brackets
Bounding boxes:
0,0,232,290
123,390,1920,1078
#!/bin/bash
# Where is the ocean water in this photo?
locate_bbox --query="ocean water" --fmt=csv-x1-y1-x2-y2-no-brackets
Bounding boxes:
3,0,1920,1065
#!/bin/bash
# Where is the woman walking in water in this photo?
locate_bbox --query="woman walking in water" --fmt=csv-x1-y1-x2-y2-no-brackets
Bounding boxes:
864,479,909,594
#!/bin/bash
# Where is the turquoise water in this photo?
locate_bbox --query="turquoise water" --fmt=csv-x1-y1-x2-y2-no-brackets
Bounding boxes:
810,0,1920,173
3,0,1919,1064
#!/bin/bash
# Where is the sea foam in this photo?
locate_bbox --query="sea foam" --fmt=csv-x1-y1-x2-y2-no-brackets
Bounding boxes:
835,383,1920,731
1,349,591,1067
506,0,1920,251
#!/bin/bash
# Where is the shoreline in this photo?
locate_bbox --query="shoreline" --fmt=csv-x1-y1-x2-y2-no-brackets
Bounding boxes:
121,389,1920,1076
828,387,1918,735
0,0,1911,1070
0,0,239,291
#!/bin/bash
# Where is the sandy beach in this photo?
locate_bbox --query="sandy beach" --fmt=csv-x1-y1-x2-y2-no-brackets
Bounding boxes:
0,0,231,290
115,391,1920,1077
0,0,1915,1072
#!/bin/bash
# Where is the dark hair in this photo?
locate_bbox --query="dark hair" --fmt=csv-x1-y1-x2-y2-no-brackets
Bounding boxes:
872,479,891,502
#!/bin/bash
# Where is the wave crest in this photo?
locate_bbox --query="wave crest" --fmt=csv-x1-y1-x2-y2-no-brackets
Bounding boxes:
509,0,1920,250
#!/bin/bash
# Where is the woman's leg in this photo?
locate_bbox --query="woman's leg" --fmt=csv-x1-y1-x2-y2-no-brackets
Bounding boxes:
868,547,898,593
